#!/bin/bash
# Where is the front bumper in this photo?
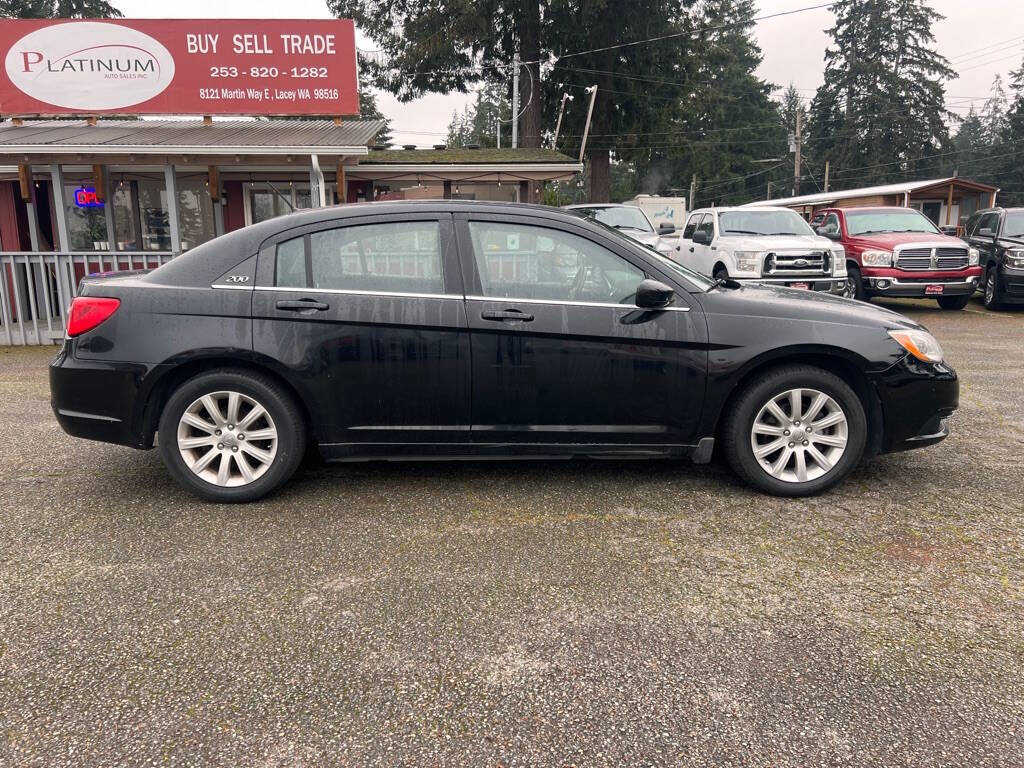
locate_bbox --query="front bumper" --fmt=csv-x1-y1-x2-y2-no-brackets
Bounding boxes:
862,267,983,298
744,276,846,294
872,355,958,454
997,265,1024,304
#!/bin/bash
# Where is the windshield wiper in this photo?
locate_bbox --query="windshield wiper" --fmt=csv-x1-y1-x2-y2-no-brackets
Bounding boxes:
704,277,741,292
769,232,806,236
856,229,895,235
612,224,648,232
722,229,764,235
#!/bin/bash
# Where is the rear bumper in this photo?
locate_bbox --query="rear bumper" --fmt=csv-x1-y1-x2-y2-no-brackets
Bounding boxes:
872,355,958,454
50,346,155,449
862,267,982,298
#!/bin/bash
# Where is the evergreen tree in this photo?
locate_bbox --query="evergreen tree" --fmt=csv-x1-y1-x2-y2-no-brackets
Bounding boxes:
358,88,393,147
331,0,701,201
1,0,121,16
952,107,988,180
657,0,785,206
999,57,1024,205
807,0,954,189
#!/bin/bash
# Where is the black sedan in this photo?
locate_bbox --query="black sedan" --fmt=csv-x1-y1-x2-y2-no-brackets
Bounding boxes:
51,201,957,502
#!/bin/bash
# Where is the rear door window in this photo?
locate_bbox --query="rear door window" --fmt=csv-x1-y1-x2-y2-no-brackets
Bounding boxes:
274,220,445,295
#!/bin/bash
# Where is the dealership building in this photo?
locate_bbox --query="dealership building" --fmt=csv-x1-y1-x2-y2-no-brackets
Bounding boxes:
0,18,582,345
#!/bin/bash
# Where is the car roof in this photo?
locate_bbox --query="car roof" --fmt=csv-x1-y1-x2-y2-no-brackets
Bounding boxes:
562,203,631,209
145,200,640,288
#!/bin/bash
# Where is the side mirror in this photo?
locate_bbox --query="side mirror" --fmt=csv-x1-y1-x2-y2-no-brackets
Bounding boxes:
978,227,994,238
692,229,711,246
635,278,675,309
817,227,841,240
657,222,676,235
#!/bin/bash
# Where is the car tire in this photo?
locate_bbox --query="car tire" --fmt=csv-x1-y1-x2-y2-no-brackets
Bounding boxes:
843,264,867,301
158,369,306,503
721,365,867,497
983,267,1002,310
937,294,971,310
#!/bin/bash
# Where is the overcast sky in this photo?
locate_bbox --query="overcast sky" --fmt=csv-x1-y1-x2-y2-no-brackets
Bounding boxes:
116,0,1024,145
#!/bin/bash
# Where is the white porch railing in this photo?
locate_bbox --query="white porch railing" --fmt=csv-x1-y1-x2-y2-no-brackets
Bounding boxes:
0,251,174,346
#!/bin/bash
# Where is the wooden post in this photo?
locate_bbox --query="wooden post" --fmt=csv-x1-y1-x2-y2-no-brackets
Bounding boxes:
17,164,31,202
92,165,106,202
333,117,343,126
12,117,24,126
86,116,97,126
208,165,220,202
946,183,954,226
335,162,346,204
202,115,213,126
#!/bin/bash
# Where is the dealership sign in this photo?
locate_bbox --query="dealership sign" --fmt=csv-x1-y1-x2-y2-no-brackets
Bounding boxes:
0,19,359,116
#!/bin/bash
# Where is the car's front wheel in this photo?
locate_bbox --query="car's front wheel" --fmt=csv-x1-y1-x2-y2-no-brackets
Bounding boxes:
721,365,867,496
842,265,866,301
983,267,1002,310
937,294,971,310
158,369,306,502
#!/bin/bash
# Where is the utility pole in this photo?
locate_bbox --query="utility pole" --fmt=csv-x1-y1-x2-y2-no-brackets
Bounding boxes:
511,52,520,149
578,85,598,163
552,92,572,149
689,174,697,210
824,160,830,194
792,109,802,197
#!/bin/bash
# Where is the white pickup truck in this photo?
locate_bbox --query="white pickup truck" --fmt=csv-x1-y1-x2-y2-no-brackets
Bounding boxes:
673,206,847,293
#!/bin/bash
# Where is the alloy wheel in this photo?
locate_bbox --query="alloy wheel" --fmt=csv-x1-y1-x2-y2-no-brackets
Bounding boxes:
749,387,849,483
841,279,856,299
986,271,996,305
176,390,278,487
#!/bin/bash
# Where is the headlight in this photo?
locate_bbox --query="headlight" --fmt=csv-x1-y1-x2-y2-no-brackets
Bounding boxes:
1007,249,1024,268
968,247,979,266
732,251,762,273
832,249,847,276
861,249,893,267
888,329,944,363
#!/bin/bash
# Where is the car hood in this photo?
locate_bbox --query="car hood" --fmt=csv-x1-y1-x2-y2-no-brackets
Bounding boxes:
724,234,836,250
696,280,925,332
846,231,964,249
998,235,1024,249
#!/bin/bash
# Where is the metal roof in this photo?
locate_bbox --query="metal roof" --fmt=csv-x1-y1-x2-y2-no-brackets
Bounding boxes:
0,119,384,156
743,177,999,208
362,147,578,165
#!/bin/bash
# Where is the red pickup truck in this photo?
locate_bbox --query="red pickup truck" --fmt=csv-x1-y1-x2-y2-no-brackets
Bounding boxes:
809,207,983,309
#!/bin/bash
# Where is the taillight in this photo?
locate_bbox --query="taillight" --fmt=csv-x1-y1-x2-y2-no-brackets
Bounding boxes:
66,296,120,337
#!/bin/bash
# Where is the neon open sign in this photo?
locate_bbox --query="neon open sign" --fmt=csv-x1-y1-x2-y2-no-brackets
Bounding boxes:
74,187,103,207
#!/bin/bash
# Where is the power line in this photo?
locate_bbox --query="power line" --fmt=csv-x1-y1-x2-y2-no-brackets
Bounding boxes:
539,1,835,63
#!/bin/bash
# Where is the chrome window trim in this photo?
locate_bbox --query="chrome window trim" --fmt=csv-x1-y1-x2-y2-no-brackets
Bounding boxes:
211,283,255,291
253,285,462,300
464,294,690,311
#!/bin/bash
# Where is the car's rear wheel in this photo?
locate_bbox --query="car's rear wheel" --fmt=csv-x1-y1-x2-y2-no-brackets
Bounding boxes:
937,294,971,310
984,267,1002,310
158,370,305,502
721,365,867,496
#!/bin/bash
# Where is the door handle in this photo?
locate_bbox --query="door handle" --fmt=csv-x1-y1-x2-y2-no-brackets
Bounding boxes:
276,298,329,312
689,246,695,252
481,308,534,322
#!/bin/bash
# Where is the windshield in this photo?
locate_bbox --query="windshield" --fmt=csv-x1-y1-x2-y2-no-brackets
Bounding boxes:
572,206,655,233
1003,212,1024,238
718,210,815,237
585,217,715,291
845,210,939,236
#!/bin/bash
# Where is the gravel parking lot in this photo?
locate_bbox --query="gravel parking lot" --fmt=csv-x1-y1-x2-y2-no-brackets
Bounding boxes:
1,296,1022,767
